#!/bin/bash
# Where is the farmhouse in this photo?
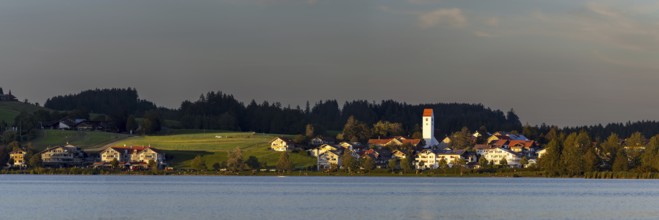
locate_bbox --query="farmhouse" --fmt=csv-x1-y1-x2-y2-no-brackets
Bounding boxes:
0,89,17,102
270,137,295,152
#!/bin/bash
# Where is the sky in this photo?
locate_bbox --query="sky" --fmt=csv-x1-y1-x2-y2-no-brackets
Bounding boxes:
1,0,659,127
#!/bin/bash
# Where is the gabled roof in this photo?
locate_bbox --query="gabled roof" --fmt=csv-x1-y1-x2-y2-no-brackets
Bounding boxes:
508,140,536,149
491,139,509,148
272,137,294,144
10,149,26,154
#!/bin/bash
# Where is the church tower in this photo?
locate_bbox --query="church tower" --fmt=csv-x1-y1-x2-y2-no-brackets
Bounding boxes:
422,108,439,148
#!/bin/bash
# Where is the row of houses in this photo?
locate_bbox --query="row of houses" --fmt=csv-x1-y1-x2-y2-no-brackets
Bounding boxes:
9,144,166,170
41,119,117,132
304,136,540,171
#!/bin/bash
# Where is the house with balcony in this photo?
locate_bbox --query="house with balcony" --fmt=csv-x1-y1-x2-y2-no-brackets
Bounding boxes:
40,144,87,167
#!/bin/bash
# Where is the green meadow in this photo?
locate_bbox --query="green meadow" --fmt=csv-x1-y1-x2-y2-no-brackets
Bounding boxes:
108,132,316,169
0,101,49,123
29,130,132,150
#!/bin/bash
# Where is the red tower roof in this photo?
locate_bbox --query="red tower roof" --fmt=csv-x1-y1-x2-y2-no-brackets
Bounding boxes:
423,108,433,117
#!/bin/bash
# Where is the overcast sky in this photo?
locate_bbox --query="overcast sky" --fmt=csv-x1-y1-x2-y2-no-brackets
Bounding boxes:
1,0,659,126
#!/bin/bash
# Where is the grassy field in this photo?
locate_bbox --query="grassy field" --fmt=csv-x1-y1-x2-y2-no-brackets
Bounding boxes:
29,130,132,151
109,132,316,169
0,101,49,123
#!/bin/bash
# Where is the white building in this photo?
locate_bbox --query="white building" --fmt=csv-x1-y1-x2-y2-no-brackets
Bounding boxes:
317,150,341,170
422,108,439,148
40,144,87,167
482,147,522,168
415,149,438,169
309,144,338,157
270,137,294,152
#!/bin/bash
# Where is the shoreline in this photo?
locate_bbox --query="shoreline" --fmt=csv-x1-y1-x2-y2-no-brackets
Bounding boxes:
3,169,658,179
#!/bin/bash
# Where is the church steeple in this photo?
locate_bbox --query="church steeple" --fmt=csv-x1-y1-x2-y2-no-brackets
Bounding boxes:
422,108,439,148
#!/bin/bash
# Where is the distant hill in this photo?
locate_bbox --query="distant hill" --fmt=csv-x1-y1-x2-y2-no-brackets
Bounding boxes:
0,101,50,124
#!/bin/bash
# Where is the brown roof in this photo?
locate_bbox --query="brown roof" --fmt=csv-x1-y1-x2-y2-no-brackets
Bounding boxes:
508,140,536,149
473,144,493,150
423,108,433,117
492,139,509,148
368,137,421,146
368,139,391,145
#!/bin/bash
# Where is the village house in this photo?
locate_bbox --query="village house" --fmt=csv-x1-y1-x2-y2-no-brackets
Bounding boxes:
98,145,165,169
309,136,336,147
391,150,407,159
9,149,28,167
40,144,87,167
270,137,295,152
415,149,438,170
309,144,339,157
487,132,529,144
481,147,522,168
361,148,392,169
317,150,342,170
435,149,476,167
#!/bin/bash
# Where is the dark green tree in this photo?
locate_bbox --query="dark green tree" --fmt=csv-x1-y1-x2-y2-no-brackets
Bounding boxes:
246,156,261,169
126,115,138,134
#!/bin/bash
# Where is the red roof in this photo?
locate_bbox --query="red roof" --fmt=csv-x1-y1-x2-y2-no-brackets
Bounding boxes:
423,108,433,117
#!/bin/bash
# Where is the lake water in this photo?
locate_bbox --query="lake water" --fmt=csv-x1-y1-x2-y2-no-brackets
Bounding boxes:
1,175,659,220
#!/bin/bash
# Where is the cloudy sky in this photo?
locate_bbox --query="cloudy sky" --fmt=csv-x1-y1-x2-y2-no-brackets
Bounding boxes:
1,0,659,126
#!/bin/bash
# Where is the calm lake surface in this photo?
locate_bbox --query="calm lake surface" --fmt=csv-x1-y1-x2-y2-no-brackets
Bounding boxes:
1,175,659,220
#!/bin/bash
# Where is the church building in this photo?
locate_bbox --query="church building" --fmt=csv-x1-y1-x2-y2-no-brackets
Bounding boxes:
422,108,439,148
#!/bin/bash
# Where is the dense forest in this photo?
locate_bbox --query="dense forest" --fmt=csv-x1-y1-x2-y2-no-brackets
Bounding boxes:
41,89,521,137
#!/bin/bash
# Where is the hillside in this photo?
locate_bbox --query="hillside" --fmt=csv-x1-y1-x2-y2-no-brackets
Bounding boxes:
108,132,316,169
29,130,132,151
0,101,50,124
